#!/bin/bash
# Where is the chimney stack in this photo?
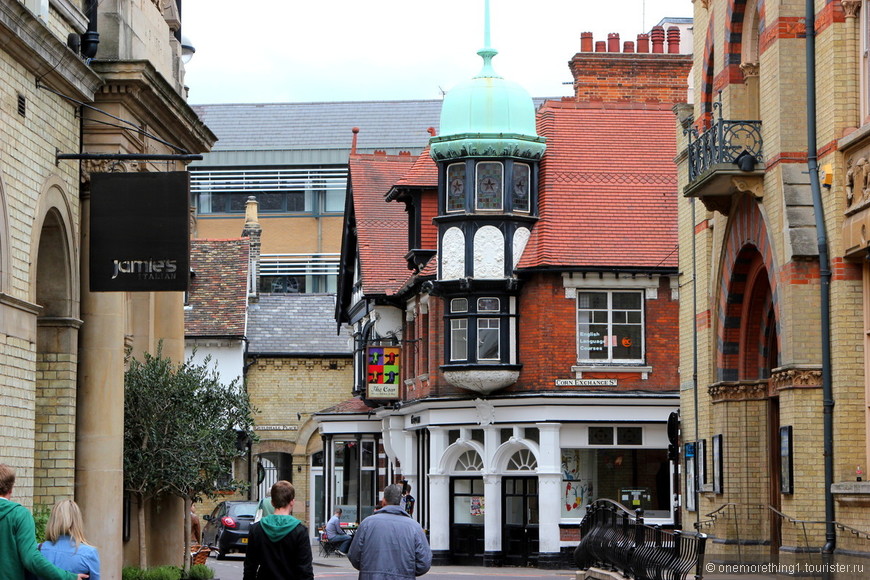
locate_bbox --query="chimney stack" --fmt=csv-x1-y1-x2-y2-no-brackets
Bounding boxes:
242,196,261,302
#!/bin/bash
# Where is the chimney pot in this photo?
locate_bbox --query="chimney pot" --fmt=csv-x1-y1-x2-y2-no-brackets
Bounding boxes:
637,33,650,53
624,41,635,53
651,26,665,54
667,26,681,53
607,32,620,53
595,40,606,53
580,32,593,52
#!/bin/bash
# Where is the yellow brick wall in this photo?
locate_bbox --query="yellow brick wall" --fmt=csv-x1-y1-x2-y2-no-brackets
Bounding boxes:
199,356,353,527
0,41,81,508
678,0,869,555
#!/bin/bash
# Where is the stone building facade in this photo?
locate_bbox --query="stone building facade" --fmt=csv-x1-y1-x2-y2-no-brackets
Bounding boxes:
677,0,869,560
1,0,213,575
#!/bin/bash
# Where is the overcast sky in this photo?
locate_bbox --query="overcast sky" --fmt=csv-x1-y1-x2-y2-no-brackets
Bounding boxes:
181,0,693,105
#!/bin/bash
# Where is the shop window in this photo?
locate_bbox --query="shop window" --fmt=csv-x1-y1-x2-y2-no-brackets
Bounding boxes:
577,290,644,363
561,448,671,519
452,477,485,524
447,163,466,212
475,162,503,210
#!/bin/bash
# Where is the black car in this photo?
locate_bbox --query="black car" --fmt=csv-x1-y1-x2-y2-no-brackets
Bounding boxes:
202,500,258,559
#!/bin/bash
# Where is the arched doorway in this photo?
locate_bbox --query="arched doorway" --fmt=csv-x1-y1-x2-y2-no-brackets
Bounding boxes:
34,205,78,505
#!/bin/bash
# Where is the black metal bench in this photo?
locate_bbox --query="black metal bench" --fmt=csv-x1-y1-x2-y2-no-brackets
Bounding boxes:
575,499,707,580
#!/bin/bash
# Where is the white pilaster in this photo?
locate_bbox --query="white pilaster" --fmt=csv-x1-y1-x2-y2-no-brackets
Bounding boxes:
429,474,450,551
483,473,502,552
537,423,562,554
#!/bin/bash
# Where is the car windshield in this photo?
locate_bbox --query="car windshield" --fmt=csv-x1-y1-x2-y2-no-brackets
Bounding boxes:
229,503,257,517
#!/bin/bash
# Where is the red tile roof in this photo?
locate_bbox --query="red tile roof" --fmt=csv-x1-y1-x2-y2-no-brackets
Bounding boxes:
316,397,377,414
393,146,438,188
518,100,678,270
185,238,250,337
349,153,417,295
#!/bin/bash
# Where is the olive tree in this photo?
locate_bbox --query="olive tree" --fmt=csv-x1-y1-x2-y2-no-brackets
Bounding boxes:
124,345,255,571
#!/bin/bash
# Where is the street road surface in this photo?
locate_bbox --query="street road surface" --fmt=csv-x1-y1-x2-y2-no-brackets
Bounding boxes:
206,553,579,579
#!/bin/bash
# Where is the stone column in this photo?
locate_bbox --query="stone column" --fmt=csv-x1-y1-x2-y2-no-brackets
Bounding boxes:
148,290,186,565
843,1,862,129
76,176,125,579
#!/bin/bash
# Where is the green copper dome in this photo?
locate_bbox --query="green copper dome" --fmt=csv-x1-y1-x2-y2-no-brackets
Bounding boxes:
430,6,545,161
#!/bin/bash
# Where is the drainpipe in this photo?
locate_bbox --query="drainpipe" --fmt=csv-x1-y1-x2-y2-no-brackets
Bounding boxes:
804,0,836,554
81,0,99,59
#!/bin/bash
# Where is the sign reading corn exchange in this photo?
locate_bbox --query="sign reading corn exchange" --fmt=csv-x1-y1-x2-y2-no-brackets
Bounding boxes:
90,172,190,292
366,346,400,399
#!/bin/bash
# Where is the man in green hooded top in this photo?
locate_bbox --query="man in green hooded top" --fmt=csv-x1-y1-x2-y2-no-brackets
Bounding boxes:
243,480,313,579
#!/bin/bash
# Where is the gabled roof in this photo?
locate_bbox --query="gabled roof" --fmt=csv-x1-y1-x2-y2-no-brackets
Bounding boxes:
185,238,250,337
517,100,678,270
192,100,441,153
348,153,417,295
247,294,351,355
392,146,438,190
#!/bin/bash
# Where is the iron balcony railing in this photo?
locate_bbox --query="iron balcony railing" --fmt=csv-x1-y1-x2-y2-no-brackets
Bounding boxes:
686,101,763,182
575,499,707,580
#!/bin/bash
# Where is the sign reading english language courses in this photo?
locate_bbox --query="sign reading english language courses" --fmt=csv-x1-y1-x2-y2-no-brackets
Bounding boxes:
90,172,190,292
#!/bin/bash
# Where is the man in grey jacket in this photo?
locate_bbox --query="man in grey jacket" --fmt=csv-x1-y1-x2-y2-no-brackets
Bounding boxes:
347,483,432,579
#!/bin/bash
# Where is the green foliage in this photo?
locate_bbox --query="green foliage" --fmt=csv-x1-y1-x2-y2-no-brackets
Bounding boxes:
124,344,256,504
122,567,146,580
32,504,50,543
185,564,215,580
145,566,182,580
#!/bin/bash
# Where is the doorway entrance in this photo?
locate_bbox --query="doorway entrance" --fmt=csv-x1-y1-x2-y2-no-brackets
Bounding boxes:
449,476,484,564
502,476,539,566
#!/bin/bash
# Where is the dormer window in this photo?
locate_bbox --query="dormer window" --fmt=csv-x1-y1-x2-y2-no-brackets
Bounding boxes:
447,163,466,212
475,162,503,210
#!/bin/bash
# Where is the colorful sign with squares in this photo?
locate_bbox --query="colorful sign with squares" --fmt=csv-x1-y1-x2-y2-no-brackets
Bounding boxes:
366,346,400,399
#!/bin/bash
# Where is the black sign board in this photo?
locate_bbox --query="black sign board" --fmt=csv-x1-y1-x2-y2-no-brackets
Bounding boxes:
90,172,190,292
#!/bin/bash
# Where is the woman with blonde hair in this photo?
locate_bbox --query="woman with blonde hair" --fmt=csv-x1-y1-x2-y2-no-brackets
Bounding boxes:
37,500,100,580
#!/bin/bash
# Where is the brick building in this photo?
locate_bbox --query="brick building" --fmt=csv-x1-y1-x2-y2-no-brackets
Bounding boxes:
677,0,870,561
1,0,214,574
322,12,692,567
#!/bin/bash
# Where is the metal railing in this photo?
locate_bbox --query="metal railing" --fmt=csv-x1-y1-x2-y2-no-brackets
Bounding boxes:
686,101,763,182
575,499,707,580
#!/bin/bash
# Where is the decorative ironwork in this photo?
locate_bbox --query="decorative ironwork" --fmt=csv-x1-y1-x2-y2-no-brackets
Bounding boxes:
576,499,707,580
686,99,763,182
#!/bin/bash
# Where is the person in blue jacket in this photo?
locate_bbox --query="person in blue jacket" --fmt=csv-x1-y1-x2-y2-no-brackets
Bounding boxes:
38,499,100,580
0,463,88,580
348,483,431,580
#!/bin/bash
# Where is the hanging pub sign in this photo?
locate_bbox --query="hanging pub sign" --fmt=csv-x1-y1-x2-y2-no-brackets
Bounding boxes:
89,172,190,292
366,346,400,400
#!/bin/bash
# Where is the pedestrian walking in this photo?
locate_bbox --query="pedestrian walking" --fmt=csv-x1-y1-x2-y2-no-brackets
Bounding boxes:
347,483,431,579
243,480,313,579
0,463,88,580
37,499,100,580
